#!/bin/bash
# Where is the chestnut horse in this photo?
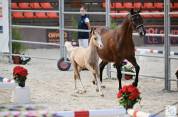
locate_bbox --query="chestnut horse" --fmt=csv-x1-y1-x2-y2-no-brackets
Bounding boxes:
97,9,146,90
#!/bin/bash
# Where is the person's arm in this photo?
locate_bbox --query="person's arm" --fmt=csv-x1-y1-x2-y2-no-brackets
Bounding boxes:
86,22,91,30
85,17,91,30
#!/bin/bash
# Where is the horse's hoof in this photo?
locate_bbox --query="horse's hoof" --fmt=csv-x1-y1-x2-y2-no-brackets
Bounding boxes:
79,90,83,94
92,80,96,85
100,93,104,97
83,90,87,93
101,85,106,89
71,94,78,97
118,87,122,91
96,88,99,92
75,89,80,94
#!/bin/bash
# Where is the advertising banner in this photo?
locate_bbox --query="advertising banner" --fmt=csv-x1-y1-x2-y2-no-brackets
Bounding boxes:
47,29,68,43
0,0,9,52
145,25,178,45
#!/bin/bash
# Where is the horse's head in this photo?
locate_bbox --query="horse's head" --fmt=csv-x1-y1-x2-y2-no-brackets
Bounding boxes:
90,28,104,49
129,9,146,37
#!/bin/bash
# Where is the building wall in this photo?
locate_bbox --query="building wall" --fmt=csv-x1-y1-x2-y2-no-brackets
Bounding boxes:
19,28,48,48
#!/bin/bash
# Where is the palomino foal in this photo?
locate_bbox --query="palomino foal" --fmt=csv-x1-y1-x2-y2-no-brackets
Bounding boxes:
65,28,104,96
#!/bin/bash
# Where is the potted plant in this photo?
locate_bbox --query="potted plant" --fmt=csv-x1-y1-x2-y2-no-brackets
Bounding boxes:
12,28,26,64
71,16,78,46
121,60,136,80
13,66,28,87
117,84,141,110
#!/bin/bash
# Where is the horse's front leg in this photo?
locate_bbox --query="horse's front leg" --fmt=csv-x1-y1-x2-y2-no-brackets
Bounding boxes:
99,61,108,83
115,64,122,90
93,74,104,97
87,64,104,97
95,66,104,97
99,61,108,88
133,63,140,87
127,57,140,87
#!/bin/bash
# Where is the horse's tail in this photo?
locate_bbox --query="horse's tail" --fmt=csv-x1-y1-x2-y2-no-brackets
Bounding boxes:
65,41,74,52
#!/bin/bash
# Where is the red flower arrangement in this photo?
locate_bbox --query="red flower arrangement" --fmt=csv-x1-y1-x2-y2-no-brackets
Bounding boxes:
117,84,141,109
13,66,28,87
13,66,28,77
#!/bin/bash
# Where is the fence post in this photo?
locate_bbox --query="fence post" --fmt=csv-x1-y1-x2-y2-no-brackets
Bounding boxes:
9,0,13,63
164,0,171,90
105,0,111,79
59,0,65,58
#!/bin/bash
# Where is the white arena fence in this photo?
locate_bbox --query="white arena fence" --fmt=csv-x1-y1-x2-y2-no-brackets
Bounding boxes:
0,107,160,117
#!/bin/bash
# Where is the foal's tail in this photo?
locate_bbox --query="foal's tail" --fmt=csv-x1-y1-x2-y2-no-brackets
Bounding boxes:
65,41,74,53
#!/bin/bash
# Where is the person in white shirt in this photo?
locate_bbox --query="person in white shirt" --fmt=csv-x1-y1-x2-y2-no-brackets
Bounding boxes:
77,5,91,48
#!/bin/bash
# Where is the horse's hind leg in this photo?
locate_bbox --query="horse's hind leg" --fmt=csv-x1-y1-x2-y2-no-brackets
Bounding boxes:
71,60,85,93
127,57,140,87
73,73,79,93
115,64,122,90
71,60,79,93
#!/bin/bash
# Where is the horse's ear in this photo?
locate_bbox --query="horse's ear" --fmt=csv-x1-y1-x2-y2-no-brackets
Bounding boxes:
93,27,96,31
130,8,134,14
138,7,142,13
90,28,95,34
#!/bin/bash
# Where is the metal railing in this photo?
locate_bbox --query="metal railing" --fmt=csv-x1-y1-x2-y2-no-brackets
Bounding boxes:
6,0,178,90
9,0,61,60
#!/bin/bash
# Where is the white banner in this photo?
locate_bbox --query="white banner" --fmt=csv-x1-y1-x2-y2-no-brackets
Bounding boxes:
0,0,9,53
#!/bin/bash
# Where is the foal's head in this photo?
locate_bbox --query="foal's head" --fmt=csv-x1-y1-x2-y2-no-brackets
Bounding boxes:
90,28,104,49
129,9,146,37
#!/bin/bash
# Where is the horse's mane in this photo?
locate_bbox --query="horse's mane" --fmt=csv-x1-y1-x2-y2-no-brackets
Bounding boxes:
111,13,133,50
119,14,131,31
95,13,130,34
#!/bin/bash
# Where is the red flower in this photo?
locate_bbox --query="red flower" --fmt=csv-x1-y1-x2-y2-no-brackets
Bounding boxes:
121,85,128,93
117,85,140,99
117,84,141,109
13,66,28,77
126,84,140,100
129,89,140,100
127,84,135,92
117,90,123,98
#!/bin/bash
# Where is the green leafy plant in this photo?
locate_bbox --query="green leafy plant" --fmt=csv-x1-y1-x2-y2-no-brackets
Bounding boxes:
12,28,26,54
110,19,118,29
71,16,78,41
122,61,135,73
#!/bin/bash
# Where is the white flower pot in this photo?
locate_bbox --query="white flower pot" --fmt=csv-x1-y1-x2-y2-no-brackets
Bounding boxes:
11,86,31,104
